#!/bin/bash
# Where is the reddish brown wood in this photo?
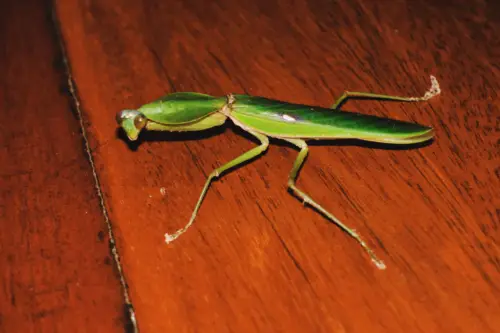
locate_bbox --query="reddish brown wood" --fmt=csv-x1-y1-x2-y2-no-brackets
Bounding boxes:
54,0,499,332
0,0,129,332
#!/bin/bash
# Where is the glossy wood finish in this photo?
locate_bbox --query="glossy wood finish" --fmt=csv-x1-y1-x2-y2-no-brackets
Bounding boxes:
2,0,498,332
0,0,129,332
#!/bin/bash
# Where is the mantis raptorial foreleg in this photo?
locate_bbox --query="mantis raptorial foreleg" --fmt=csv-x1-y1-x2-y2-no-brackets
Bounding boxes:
282,138,386,270
331,75,441,109
164,130,269,243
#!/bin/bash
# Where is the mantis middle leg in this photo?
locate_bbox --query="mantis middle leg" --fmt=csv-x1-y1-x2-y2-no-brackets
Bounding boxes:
165,130,269,243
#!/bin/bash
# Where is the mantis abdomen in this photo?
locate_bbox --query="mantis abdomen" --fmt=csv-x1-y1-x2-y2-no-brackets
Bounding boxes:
230,94,434,144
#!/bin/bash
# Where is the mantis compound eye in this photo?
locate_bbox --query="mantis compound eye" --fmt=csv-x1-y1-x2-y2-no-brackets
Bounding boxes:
133,113,147,130
116,110,146,141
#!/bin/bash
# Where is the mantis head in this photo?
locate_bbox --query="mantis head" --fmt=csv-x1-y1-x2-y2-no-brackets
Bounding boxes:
116,109,148,141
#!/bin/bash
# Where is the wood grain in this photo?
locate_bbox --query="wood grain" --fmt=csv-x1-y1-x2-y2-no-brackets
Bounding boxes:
54,0,499,332
0,0,129,332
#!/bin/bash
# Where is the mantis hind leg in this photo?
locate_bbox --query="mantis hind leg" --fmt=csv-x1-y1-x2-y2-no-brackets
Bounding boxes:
331,75,440,109
282,138,386,270
164,130,269,243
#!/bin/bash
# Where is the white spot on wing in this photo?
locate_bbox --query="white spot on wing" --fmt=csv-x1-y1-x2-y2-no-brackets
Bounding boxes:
282,114,296,122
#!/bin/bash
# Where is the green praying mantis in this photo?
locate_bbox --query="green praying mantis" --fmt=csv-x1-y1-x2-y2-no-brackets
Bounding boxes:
117,75,441,270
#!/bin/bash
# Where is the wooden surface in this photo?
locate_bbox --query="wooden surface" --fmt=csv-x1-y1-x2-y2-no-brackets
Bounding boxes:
0,0,130,332
2,0,499,332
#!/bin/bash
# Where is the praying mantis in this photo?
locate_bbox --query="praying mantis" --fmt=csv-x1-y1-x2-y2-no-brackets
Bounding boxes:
116,75,440,270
